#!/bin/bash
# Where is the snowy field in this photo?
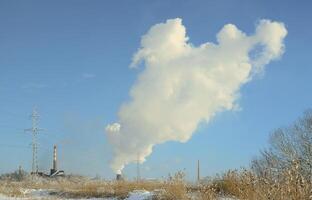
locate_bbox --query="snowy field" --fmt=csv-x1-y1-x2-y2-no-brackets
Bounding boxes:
0,189,153,200
0,189,235,200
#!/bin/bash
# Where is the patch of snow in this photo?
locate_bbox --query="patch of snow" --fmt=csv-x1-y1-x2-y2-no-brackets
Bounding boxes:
0,194,24,200
0,190,116,200
21,188,52,197
126,190,154,200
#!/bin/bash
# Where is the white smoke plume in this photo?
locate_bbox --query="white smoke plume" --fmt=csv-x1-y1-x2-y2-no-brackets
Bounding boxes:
106,18,287,173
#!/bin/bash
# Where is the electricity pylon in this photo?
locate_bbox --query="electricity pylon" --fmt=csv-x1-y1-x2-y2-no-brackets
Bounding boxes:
25,108,44,174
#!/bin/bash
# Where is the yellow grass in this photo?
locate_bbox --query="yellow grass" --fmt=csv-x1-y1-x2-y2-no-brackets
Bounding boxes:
1,164,311,200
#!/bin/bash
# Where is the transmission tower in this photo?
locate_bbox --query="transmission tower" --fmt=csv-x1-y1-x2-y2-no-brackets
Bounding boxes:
25,108,44,174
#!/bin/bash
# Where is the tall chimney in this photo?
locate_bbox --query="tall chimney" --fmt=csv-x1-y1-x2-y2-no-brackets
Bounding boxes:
53,145,57,171
116,173,122,181
116,170,122,181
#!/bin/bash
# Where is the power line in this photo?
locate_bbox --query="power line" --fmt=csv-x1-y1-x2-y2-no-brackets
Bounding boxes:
0,107,25,118
0,143,31,149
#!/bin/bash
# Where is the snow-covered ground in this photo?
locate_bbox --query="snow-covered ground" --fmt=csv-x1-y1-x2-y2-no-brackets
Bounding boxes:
0,189,154,200
0,189,236,200
126,190,154,200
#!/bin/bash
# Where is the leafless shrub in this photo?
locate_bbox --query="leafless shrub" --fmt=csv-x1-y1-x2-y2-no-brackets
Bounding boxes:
156,171,189,200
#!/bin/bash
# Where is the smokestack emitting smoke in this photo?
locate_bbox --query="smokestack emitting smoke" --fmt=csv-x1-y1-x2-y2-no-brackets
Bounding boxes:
106,18,287,173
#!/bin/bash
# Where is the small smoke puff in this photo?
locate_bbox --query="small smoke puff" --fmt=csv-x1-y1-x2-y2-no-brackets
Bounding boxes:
106,123,121,133
106,18,287,173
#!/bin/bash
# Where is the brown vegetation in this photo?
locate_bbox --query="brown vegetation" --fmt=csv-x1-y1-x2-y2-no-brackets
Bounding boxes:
0,166,311,199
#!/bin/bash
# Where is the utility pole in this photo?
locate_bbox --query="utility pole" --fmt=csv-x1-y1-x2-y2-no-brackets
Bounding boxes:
197,160,200,183
137,153,140,182
25,108,44,174
18,165,22,176
18,165,22,181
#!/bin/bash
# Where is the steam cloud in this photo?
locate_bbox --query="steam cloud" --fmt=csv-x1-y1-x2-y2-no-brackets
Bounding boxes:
106,18,287,173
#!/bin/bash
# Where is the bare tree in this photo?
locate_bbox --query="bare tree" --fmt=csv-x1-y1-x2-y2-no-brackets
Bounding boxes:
251,110,312,181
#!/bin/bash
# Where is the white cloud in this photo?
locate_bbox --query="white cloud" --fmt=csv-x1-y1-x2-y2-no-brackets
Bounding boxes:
106,18,287,173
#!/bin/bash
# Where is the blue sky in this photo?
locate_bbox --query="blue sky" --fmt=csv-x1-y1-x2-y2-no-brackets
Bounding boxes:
0,0,311,180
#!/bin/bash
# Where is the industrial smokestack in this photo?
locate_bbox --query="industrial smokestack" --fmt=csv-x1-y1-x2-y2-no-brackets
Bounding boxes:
49,144,65,177
53,145,57,171
116,170,123,181
50,145,57,175
116,173,122,181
